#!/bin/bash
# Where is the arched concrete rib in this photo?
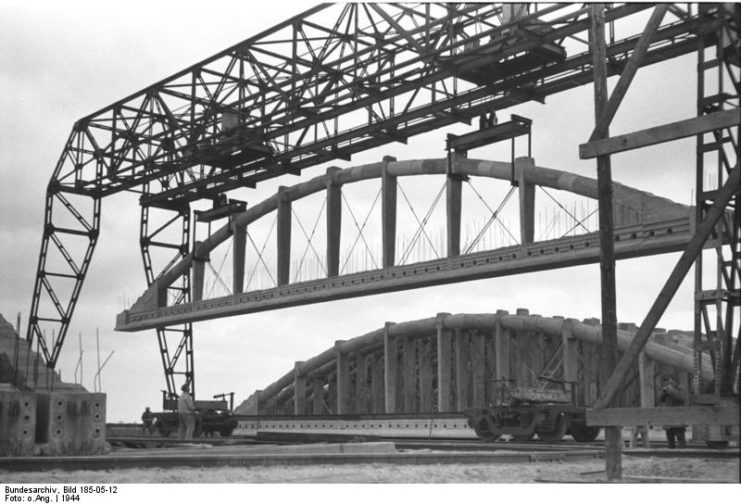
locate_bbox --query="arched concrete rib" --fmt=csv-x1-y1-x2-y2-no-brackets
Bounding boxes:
245,311,711,411
130,158,689,312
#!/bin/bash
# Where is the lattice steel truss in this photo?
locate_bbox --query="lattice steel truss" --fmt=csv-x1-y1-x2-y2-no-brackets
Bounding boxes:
25,3,730,395
694,4,740,398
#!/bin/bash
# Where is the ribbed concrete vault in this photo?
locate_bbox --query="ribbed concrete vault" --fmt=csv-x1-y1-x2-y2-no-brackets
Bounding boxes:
235,309,711,416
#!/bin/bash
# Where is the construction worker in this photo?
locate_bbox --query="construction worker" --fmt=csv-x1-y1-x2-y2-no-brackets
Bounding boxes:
657,375,687,449
141,406,154,435
177,384,197,440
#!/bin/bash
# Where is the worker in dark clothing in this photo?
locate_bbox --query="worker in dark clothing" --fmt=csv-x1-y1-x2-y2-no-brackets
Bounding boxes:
657,375,687,448
141,406,154,435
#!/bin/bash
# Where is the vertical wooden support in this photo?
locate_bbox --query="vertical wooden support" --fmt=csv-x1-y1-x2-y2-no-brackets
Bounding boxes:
335,340,349,415
326,167,342,277
455,329,470,410
191,259,205,302
516,157,536,244
419,338,433,411
311,376,324,414
446,156,463,257
371,354,384,414
562,319,579,398
494,310,511,386
383,322,397,414
638,350,655,409
381,156,397,268
436,313,452,412
589,3,622,480
276,186,291,286
293,361,306,415
402,335,416,413
231,221,246,294
471,331,486,407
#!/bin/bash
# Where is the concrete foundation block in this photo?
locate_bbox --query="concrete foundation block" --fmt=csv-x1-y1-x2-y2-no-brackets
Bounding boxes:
36,392,107,456
0,390,36,456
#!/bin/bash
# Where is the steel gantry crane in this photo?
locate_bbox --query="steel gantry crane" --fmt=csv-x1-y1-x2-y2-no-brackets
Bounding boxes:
26,3,737,399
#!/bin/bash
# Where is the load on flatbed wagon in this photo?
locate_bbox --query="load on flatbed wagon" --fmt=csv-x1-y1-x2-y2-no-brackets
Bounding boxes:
151,392,238,438
464,381,600,442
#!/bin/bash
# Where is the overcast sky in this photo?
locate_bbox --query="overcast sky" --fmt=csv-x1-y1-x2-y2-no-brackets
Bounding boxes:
0,1,705,423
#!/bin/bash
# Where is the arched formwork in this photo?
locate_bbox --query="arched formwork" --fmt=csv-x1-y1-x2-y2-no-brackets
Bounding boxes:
235,309,713,416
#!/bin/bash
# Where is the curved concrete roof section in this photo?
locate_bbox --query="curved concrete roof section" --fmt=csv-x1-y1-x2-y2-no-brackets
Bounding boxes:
129,157,690,311
236,311,711,413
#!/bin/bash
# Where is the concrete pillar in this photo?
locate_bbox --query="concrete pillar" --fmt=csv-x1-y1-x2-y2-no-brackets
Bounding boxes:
419,338,433,412
231,221,246,294
436,313,452,412
516,157,536,245
381,156,397,268
326,167,342,277
514,308,530,386
311,376,324,414
562,319,579,397
471,331,486,407
402,335,416,413
355,354,369,414
446,155,463,257
276,186,291,286
455,329,470,410
383,322,397,413
371,353,384,414
494,310,511,386
293,361,306,415
192,259,205,301
335,340,349,414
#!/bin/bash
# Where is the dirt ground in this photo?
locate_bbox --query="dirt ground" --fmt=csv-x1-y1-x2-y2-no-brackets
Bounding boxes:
3,455,738,483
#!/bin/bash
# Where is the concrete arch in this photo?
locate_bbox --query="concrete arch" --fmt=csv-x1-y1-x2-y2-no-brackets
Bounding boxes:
131,157,689,313
235,309,711,416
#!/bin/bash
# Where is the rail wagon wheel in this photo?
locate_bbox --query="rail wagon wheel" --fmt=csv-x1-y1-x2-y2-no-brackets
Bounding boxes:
536,414,568,443
473,417,500,442
567,422,601,442
157,423,172,438
219,426,235,437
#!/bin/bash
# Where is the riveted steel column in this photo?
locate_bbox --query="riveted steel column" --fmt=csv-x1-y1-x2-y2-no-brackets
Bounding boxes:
276,186,291,286
381,156,397,268
326,167,342,277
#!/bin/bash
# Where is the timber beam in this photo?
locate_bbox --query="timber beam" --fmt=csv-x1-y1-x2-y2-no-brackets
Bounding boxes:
587,405,740,427
579,109,741,159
